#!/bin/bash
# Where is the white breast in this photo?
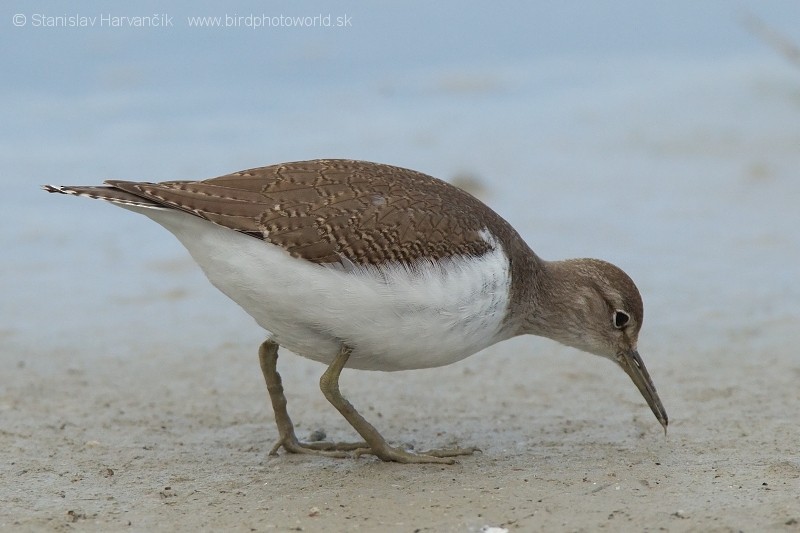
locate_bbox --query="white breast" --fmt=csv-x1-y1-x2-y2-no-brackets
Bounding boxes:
122,205,513,371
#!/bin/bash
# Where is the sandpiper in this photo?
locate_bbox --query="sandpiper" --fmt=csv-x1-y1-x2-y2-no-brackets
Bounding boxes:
44,159,668,464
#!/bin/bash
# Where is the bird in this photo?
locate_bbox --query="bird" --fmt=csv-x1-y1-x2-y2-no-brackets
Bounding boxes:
43,159,668,464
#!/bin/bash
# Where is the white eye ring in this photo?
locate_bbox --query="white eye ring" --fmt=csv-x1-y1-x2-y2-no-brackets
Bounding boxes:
613,310,630,329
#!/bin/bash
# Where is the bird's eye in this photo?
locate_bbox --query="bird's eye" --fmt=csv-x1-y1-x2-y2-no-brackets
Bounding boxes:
613,310,630,329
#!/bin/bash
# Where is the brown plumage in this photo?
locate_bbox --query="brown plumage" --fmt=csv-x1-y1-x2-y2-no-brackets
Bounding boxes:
104,159,520,266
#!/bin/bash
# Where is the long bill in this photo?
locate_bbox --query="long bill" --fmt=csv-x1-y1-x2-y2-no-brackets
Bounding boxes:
618,349,669,433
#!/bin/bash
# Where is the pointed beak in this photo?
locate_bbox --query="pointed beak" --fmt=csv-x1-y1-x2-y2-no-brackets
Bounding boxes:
618,349,668,433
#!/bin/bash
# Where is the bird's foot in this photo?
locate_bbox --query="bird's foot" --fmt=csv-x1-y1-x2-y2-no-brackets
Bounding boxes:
269,434,368,458
353,443,480,464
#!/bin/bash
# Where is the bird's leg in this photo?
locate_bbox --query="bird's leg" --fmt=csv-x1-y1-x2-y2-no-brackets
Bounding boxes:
319,345,478,464
258,340,366,457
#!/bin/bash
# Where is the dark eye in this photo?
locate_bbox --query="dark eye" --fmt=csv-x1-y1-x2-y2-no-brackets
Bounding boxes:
613,310,630,329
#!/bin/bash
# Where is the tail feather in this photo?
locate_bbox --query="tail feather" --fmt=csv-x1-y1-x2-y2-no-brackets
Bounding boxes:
42,184,162,209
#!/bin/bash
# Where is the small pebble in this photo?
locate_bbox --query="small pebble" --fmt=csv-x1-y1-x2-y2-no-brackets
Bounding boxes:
308,429,326,442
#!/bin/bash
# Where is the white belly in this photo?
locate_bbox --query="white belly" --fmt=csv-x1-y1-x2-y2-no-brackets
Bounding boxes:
123,206,512,371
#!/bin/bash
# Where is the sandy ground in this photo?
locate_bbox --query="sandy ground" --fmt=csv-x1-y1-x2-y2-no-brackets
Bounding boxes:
2,278,799,532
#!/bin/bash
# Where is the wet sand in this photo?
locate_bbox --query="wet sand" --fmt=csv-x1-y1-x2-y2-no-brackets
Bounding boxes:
2,297,798,531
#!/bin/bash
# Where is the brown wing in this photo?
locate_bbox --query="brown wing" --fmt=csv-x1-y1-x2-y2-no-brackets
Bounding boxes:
105,159,513,266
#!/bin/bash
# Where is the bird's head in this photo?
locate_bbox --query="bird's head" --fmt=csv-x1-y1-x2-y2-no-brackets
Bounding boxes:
525,258,668,432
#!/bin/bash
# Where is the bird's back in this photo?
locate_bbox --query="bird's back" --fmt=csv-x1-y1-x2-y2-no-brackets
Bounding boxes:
107,159,521,268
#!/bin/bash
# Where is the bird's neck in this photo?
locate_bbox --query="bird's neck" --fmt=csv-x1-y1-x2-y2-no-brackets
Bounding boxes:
512,258,595,348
